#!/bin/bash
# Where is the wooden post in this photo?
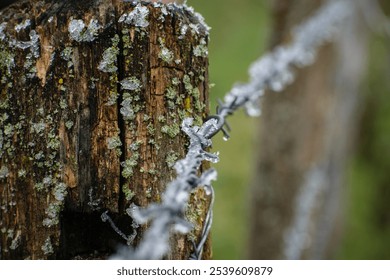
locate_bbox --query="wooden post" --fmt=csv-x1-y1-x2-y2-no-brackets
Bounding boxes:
0,0,211,259
249,0,368,259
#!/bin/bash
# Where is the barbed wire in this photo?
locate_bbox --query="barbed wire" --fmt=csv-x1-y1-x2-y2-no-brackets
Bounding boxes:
110,0,355,260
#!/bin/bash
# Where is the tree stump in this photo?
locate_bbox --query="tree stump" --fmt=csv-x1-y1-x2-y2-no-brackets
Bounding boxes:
0,0,211,259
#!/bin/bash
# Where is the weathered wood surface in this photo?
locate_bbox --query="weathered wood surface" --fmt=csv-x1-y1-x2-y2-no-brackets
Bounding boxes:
0,0,211,259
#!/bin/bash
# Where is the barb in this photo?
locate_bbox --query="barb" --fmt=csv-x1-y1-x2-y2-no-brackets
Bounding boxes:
111,0,354,259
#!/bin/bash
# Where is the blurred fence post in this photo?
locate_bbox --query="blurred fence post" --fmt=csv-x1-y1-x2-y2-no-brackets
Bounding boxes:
249,0,369,259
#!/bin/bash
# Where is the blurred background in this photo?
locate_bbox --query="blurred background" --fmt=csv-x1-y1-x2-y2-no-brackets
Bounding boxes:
188,0,390,259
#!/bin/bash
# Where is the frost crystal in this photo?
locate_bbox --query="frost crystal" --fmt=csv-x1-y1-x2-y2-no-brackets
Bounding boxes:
68,19,101,42
120,93,136,121
52,183,68,201
10,30,40,58
15,19,31,32
0,22,7,41
159,47,174,63
119,4,149,28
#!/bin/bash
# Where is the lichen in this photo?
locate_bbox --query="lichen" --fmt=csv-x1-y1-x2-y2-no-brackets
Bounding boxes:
107,135,122,156
159,46,174,63
158,38,174,63
120,92,136,121
0,49,15,76
120,77,141,91
161,123,180,138
121,152,139,179
52,182,67,201
165,86,177,100
9,231,21,250
98,35,120,73
0,165,9,179
147,123,155,136
68,19,101,42
183,74,193,93
65,120,74,130
165,151,179,168
42,201,62,227
122,184,135,201
172,77,180,86
119,4,149,28
60,47,74,68
41,237,54,255
193,42,208,57
17,169,27,178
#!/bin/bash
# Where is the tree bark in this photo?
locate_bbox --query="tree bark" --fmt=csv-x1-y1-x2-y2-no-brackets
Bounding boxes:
249,0,368,259
0,0,211,259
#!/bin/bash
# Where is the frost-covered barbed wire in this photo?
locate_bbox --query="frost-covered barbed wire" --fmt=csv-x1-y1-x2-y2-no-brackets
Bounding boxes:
223,0,353,118
112,0,355,260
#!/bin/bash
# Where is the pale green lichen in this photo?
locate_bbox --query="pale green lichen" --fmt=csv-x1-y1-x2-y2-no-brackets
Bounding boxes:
193,44,208,57
159,47,174,63
172,77,180,86
143,114,151,122
165,87,177,100
122,184,135,201
98,35,120,73
183,74,193,93
148,169,157,175
121,152,139,179
65,120,74,130
165,151,179,168
47,131,60,150
0,49,15,75
161,123,180,138
42,201,62,227
9,231,21,250
145,188,152,198
59,98,67,110
107,135,122,156
120,92,136,121
120,76,141,91
41,237,54,255
30,122,46,135
0,165,9,179
52,182,67,201
193,38,208,57
146,123,155,136
17,169,27,178
158,38,173,63
130,140,142,151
